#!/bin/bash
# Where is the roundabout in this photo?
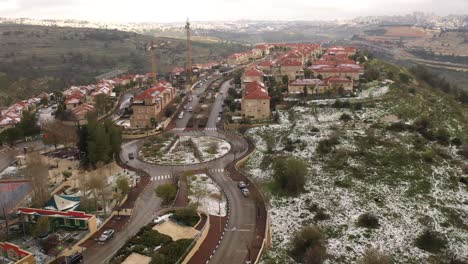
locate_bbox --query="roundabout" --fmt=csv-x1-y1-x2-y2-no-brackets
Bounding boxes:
138,133,231,165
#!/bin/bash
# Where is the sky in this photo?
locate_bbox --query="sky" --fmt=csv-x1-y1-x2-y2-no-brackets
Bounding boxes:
0,0,466,23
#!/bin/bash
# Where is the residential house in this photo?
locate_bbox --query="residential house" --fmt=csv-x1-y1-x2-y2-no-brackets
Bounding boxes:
71,103,95,121
279,59,303,80
254,44,272,55
324,76,353,94
259,60,276,74
227,53,249,66
17,207,98,234
309,64,363,81
0,242,35,264
288,79,328,94
327,46,357,56
243,67,264,83
241,81,271,120
130,81,176,128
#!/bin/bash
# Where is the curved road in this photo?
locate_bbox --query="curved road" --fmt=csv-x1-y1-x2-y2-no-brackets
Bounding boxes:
83,73,260,264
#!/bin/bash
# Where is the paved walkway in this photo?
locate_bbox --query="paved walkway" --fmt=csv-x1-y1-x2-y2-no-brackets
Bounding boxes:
187,215,227,264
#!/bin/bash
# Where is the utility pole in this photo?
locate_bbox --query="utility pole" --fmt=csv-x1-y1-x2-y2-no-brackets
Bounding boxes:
185,18,192,86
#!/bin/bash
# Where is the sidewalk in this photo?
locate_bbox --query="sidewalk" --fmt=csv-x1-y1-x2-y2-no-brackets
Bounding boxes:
187,215,227,264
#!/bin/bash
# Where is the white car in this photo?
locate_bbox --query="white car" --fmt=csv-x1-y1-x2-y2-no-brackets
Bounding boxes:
188,107,193,112
98,229,115,244
178,112,184,119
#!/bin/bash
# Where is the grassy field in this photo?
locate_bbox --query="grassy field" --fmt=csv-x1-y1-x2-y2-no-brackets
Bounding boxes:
0,24,248,106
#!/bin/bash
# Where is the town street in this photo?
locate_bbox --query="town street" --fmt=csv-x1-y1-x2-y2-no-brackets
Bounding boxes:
83,72,260,264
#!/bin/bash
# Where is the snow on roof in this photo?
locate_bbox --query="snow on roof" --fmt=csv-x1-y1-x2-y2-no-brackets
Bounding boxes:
18,207,93,220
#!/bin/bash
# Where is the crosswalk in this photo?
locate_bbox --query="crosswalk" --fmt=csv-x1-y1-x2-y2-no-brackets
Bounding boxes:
204,127,217,131
150,175,172,181
209,168,225,173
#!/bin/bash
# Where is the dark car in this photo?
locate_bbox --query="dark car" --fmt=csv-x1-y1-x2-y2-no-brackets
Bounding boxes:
128,153,134,160
62,253,83,264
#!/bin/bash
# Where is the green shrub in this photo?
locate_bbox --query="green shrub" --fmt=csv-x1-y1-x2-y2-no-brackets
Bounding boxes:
290,225,326,262
415,229,447,253
361,248,393,264
434,128,450,145
155,184,177,205
339,113,352,122
421,149,434,163
129,229,171,249
316,135,340,154
272,157,308,195
151,239,193,264
313,208,330,222
357,213,380,229
171,207,200,227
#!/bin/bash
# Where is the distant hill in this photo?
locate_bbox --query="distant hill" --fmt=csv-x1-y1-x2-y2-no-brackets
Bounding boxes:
0,24,248,106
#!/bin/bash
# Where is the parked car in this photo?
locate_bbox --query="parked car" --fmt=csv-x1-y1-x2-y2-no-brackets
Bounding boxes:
98,229,115,244
183,105,187,110
241,188,250,197
238,181,247,189
128,152,134,160
188,107,193,112
178,112,184,119
62,253,83,264
188,97,193,102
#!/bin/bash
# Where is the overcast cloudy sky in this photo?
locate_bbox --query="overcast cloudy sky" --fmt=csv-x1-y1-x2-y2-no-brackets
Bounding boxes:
0,0,466,22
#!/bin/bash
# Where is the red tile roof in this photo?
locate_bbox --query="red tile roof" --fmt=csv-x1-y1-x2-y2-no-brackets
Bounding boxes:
135,82,173,100
244,68,263,77
244,81,270,100
280,58,302,67
325,76,352,84
0,242,31,259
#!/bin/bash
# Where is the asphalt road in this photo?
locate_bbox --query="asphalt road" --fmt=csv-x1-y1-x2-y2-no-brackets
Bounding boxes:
175,76,220,129
83,68,259,264
206,79,232,129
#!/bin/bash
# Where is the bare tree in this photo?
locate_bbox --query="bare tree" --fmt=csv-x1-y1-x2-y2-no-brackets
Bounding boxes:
24,153,50,208
77,170,91,211
41,120,78,149
86,172,106,213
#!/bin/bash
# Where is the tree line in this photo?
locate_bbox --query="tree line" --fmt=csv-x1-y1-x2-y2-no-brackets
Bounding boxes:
410,65,468,105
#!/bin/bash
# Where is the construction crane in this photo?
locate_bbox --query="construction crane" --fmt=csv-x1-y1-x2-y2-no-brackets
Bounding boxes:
148,41,157,84
185,18,192,85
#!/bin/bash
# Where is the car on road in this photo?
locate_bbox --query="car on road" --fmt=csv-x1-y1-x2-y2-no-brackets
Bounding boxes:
241,188,250,197
188,97,193,102
178,112,184,119
183,105,187,110
98,229,115,244
188,106,193,112
238,181,247,189
61,252,83,264
128,152,134,160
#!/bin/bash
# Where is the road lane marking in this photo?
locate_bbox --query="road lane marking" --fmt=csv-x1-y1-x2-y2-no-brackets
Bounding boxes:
151,175,172,181
209,168,224,172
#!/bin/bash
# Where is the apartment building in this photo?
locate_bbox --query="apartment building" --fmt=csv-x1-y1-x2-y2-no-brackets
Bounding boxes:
241,81,271,120
130,81,176,128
